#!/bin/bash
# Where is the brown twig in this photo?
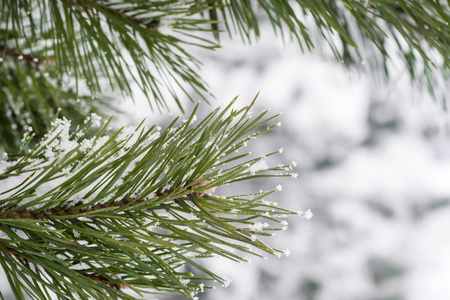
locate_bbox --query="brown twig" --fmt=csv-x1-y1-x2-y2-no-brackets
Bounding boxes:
0,177,219,220
75,270,123,289
3,246,127,290
0,45,41,66
0,193,164,220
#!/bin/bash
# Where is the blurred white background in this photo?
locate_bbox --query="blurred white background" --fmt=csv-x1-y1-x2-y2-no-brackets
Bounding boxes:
143,17,450,300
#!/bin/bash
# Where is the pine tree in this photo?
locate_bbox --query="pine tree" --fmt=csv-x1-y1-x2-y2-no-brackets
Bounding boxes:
0,1,448,299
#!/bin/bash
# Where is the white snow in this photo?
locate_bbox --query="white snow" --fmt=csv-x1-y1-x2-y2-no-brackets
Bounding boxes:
249,222,269,231
297,209,314,220
144,16,450,300
248,160,268,175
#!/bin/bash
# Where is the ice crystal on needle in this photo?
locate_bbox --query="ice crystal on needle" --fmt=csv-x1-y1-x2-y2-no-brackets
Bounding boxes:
248,160,268,175
297,209,313,220
249,222,270,230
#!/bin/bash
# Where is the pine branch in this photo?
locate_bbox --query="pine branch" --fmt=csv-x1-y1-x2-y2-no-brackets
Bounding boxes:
0,45,41,66
1,1,448,153
74,0,161,31
1,0,217,111
0,55,114,153
0,99,309,299
0,185,207,220
3,1,448,118
214,0,449,96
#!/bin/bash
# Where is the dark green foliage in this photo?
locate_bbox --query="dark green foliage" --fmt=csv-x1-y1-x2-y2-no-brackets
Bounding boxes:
1,1,449,152
0,99,299,299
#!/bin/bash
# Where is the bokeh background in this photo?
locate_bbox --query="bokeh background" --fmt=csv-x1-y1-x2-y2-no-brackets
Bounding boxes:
143,17,450,300
2,13,450,300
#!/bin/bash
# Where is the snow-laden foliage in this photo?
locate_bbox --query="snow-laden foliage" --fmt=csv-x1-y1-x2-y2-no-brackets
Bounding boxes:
0,99,310,300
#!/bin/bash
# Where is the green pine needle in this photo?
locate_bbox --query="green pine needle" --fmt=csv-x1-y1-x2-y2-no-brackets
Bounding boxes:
0,99,305,299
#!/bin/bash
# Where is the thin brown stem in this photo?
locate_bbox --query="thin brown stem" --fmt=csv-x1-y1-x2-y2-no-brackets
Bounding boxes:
0,177,217,220
3,246,126,290
0,193,164,220
0,45,40,66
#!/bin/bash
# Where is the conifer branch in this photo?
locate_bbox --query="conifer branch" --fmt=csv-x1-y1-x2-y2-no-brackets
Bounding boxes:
0,99,306,299
73,0,161,31
0,182,215,220
1,1,448,151
2,245,130,296
0,45,41,66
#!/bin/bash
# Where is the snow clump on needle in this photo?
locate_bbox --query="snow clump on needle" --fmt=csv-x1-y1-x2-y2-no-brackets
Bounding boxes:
248,160,268,175
249,222,270,230
297,209,313,220
84,113,102,127
0,113,160,209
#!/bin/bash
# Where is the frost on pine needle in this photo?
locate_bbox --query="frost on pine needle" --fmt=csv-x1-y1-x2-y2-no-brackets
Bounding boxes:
248,160,269,175
261,199,279,207
78,139,93,152
84,113,102,127
182,114,197,124
249,222,270,230
221,278,232,288
297,209,314,220
281,220,289,230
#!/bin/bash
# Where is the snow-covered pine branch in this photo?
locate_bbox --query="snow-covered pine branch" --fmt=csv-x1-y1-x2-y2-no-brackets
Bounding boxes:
0,99,310,299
